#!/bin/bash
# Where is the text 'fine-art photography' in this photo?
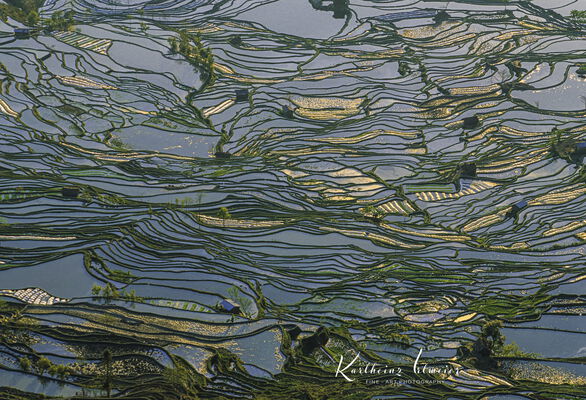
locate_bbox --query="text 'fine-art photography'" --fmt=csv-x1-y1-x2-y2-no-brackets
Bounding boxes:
0,0,585,399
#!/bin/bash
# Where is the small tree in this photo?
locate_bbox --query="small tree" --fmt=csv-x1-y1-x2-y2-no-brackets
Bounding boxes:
56,364,71,379
459,320,506,370
48,364,59,377
480,320,505,351
103,350,113,397
125,289,143,303
217,207,231,220
102,283,119,300
19,357,31,372
37,356,52,375
169,37,178,53
179,32,189,54
91,284,102,296
27,11,39,26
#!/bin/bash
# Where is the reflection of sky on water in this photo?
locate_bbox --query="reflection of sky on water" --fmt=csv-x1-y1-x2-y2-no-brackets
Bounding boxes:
240,0,351,38
1,0,586,397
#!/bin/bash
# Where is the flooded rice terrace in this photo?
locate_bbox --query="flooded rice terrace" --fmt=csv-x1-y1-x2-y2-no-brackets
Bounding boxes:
0,0,586,398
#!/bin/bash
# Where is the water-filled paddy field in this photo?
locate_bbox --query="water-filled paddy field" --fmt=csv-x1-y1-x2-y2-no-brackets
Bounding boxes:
1,0,586,398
